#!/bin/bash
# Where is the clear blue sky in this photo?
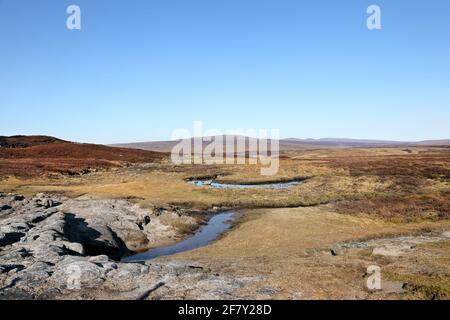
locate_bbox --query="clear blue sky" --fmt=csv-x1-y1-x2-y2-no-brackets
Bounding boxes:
1,0,449,143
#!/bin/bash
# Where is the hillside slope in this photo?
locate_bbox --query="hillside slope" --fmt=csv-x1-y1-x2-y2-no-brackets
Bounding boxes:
0,136,167,177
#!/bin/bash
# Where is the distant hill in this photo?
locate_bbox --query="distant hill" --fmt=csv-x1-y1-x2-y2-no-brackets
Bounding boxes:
110,136,450,152
415,140,450,146
0,135,166,177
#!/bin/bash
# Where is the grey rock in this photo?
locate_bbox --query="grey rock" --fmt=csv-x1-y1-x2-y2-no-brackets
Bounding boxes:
63,213,129,260
63,242,85,255
256,286,280,296
110,263,149,279
32,199,43,208
8,222,29,232
0,247,33,261
13,268,51,287
102,262,118,272
88,255,110,264
2,276,22,289
50,257,107,290
0,194,232,299
43,199,55,208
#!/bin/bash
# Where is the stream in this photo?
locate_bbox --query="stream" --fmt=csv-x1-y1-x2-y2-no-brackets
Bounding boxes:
122,211,236,262
123,179,302,262
188,180,301,189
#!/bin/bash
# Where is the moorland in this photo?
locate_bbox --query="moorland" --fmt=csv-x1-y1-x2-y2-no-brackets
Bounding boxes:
0,136,449,299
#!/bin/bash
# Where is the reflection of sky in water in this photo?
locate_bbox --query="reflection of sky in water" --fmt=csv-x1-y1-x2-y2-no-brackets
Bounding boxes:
122,212,235,262
189,180,300,189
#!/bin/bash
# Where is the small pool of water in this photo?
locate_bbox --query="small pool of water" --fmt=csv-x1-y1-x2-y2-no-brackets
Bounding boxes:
122,211,235,262
188,180,301,189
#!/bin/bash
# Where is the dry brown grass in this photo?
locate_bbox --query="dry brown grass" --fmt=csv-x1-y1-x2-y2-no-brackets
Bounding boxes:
334,191,450,222
165,206,450,299
158,213,201,235
324,149,450,179
1,147,449,223
177,206,449,259
1,145,449,299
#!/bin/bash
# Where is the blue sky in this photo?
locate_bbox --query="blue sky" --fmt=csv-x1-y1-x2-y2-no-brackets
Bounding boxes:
1,0,449,143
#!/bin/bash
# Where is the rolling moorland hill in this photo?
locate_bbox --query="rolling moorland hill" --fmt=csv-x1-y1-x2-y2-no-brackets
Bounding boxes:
110,136,450,152
0,135,167,177
1,135,449,178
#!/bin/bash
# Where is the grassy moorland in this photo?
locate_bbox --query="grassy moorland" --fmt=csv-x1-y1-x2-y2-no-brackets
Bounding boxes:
2,146,449,222
174,206,450,299
1,140,449,299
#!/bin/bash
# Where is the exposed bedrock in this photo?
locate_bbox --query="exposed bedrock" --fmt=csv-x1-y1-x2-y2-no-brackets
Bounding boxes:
1,193,236,299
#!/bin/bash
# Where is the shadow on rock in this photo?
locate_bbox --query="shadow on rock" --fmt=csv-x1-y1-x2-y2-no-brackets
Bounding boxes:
63,213,130,261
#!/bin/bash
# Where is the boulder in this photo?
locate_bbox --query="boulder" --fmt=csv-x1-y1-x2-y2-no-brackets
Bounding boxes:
50,257,107,290
62,242,85,255
88,255,110,264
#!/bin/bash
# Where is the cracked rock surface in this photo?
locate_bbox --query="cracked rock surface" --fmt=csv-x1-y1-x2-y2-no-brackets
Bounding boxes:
0,193,252,299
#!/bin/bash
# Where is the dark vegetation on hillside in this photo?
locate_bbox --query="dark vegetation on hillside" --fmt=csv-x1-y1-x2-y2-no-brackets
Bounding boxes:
0,135,167,178
0,135,67,148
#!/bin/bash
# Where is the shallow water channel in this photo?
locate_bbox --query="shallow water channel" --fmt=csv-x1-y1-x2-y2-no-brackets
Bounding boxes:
122,211,236,262
123,179,302,262
188,180,301,189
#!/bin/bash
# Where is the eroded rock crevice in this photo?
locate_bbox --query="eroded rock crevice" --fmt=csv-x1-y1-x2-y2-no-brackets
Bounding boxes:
1,193,240,299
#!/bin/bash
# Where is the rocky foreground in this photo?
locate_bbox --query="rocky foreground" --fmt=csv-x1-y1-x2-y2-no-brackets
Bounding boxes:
0,193,253,299
2,192,449,300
